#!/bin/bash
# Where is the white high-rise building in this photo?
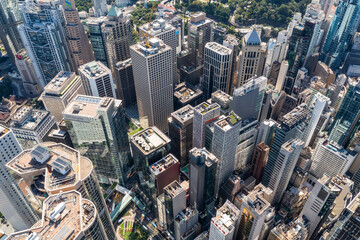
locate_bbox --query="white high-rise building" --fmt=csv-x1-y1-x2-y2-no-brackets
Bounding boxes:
209,200,241,240
79,61,116,98
0,125,40,231
193,102,221,149
268,138,304,204
237,29,262,87
140,18,177,84
203,42,233,98
310,138,356,179
303,93,329,147
93,0,107,17
18,0,74,87
212,112,242,194
130,38,173,131
275,60,289,92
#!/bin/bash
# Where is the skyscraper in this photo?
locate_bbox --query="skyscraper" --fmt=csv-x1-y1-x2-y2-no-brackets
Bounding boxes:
18,0,74,87
267,138,304,204
41,71,85,122
7,191,108,240
130,38,173,131
320,0,360,69
63,95,131,184
189,147,218,211
329,78,360,147
232,76,267,121
193,102,220,148
188,12,213,66
250,142,270,184
140,18,178,84
211,112,242,194
0,0,23,66
114,58,137,107
62,0,94,67
79,61,116,98
237,29,262,87
262,104,309,187
0,125,40,231
209,200,241,240
7,142,117,239
102,6,132,68
93,0,107,17
203,42,233,98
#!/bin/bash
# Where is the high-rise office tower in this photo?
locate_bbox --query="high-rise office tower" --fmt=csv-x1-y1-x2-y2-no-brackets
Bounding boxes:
18,0,74,87
14,49,42,97
0,0,23,66
188,12,213,66
212,112,242,194
275,60,288,92
168,105,194,166
62,0,94,68
164,180,187,233
0,126,40,231
329,78,360,147
93,0,107,17
286,20,316,82
174,206,200,240
79,61,116,98
63,95,131,184
223,34,240,88
320,0,360,69
102,7,132,68
235,184,273,240
189,148,218,211
140,18,177,84
41,71,84,122
232,76,267,121
85,16,108,66
209,200,241,240
237,29,262,87
203,42,233,98
200,45,231,95
130,127,171,173
7,142,117,239
130,38,173,131
250,142,270,184
7,190,109,239
303,2,325,60
256,119,277,147
324,191,360,239
262,104,309,186
310,138,356,179
267,138,304,204
193,102,220,148
302,92,329,147
300,175,345,238
114,58,137,107
218,174,244,206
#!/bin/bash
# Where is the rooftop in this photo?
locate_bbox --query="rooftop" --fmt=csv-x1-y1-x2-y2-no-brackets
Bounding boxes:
194,102,220,115
43,71,78,96
174,83,203,104
215,112,241,130
164,180,184,198
211,90,233,109
149,154,179,176
115,58,132,69
6,142,93,193
244,28,261,45
189,148,218,167
6,191,96,240
131,37,170,57
0,125,9,138
140,18,175,36
244,184,272,215
281,104,309,130
79,61,110,79
63,95,116,119
10,106,50,131
233,76,267,96
205,42,232,55
175,206,198,223
172,105,194,123
131,127,170,155
212,200,240,234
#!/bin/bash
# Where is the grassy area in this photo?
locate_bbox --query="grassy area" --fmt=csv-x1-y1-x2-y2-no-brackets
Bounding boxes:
110,182,118,190
119,221,134,239
129,127,143,136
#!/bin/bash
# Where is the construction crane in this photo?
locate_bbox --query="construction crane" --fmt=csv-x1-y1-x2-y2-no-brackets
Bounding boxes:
144,2,156,48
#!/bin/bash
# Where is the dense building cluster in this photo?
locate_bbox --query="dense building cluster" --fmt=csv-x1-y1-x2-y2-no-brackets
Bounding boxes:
1,0,360,239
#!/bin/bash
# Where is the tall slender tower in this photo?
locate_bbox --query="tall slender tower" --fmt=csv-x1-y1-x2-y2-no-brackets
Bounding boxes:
320,0,360,69
93,0,107,17
62,0,94,67
0,125,40,231
18,0,74,87
130,38,173,131
203,42,233,98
